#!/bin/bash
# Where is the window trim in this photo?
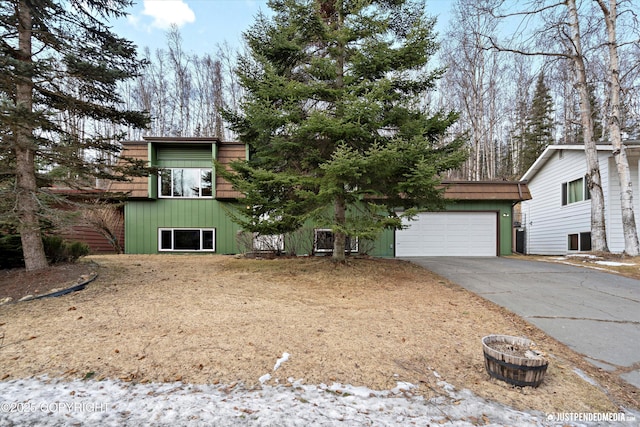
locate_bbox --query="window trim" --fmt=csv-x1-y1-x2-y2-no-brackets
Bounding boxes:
313,229,358,253
561,176,590,206
158,228,216,252
158,168,213,199
568,232,591,252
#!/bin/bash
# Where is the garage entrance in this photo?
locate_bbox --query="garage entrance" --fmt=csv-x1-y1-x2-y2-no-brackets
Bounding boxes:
395,212,498,256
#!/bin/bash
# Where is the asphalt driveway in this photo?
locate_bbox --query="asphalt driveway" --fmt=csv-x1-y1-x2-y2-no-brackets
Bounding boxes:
403,256,640,390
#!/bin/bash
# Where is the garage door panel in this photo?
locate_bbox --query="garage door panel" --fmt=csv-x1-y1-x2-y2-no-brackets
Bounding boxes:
396,212,497,257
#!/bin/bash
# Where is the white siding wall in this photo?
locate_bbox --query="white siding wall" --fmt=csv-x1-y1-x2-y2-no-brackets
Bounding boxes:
522,148,640,254
605,155,640,252
521,150,593,255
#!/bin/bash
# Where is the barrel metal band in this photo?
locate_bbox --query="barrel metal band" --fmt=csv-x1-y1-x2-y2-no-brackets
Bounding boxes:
486,368,542,387
483,351,548,372
484,352,547,387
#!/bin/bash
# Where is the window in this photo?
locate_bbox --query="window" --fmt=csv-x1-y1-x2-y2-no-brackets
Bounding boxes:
561,176,590,205
314,229,358,253
253,233,285,252
159,228,215,251
568,232,591,251
159,168,212,198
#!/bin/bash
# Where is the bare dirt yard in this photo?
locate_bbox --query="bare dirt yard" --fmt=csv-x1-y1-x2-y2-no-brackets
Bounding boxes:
0,254,638,415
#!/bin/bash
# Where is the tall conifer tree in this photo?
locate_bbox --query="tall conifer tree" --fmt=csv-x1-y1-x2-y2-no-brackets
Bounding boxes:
521,73,554,172
223,0,466,261
0,0,148,270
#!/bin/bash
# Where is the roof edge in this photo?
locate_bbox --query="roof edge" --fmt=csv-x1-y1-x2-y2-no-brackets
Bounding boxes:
521,141,640,182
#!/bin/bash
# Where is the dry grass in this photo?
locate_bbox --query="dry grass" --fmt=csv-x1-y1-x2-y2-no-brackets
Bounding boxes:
0,254,637,414
519,253,640,280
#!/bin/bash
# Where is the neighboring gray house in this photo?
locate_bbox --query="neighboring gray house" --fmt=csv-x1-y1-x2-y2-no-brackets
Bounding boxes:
520,142,640,255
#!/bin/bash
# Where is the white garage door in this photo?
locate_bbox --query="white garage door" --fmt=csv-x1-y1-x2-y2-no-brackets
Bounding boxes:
396,212,497,256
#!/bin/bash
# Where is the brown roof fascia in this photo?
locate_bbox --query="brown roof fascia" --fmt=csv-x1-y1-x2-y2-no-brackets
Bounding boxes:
142,136,221,144
440,181,532,201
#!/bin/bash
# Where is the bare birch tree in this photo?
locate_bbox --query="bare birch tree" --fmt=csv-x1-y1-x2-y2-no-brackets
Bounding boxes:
563,0,609,251
595,0,639,255
167,26,192,136
439,0,506,180
192,54,225,138
479,0,609,251
124,30,243,139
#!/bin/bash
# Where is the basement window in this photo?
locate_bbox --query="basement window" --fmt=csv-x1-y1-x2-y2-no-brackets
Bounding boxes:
568,232,591,251
314,229,358,253
159,228,215,252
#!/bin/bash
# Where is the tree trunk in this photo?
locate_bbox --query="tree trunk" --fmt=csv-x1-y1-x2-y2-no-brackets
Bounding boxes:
331,0,346,263
15,0,48,271
332,195,347,262
567,0,609,252
597,0,639,255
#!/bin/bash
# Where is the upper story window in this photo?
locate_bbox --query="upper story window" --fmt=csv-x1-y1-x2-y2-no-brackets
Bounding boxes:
561,176,590,206
159,168,212,198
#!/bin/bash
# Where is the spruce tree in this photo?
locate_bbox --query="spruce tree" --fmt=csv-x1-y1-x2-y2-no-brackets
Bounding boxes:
521,73,554,172
223,0,466,261
0,0,148,270
575,83,603,144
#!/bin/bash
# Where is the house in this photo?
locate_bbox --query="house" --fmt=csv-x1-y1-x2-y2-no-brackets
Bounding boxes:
519,142,640,255
111,137,531,257
108,137,246,255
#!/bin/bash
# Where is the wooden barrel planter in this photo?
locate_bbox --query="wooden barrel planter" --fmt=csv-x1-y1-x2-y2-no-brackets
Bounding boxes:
482,335,548,388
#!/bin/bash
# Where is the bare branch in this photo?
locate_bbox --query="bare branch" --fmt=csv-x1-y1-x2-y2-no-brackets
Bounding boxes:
485,34,573,58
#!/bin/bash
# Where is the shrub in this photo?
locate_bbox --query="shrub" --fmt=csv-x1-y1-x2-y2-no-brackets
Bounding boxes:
43,235,66,263
67,241,90,260
0,233,89,269
0,233,24,269
43,236,89,264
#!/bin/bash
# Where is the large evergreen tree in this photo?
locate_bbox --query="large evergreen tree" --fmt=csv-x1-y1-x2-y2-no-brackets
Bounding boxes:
0,0,148,270
521,72,554,172
223,0,466,261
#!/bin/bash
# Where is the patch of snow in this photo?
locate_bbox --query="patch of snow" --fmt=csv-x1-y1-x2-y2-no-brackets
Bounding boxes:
594,261,635,267
258,373,271,384
0,376,637,426
391,381,416,394
273,352,290,371
567,254,599,259
0,376,575,426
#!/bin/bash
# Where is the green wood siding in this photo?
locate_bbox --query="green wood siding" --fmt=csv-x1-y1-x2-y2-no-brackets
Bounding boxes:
371,229,394,257
156,145,213,163
125,199,241,254
125,187,513,256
